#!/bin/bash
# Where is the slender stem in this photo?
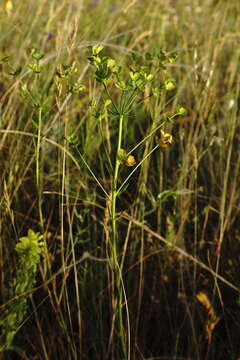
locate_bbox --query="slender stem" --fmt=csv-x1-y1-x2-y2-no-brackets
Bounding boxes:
36,107,49,274
36,106,44,228
78,151,109,198
111,113,127,358
111,114,124,247
36,106,51,274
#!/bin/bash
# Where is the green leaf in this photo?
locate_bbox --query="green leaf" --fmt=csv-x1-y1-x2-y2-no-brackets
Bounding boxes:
129,71,140,81
157,50,167,62
164,78,176,91
19,83,30,98
131,52,142,62
176,104,187,115
145,73,154,81
89,98,97,107
28,47,44,61
66,134,80,147
31,118,39,130
167,52,178,63
9,66,22,76
95,67,109,82
91,44,104,55
145,52,153,61
115,80,127,90
107,58,116,68
104,99,112,107
1,55,11,63
112,65,122,74
28,63,42,74
152,87,161,96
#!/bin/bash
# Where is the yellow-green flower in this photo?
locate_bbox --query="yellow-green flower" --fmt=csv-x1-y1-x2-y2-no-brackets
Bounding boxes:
164,78,176,91
158,129,174,148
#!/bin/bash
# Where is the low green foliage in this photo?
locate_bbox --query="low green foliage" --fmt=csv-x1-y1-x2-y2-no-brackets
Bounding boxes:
0,230,44,351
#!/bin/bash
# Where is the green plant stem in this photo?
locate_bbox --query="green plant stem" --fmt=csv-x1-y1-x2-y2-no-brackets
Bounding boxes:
36,106,44,228
111,113,127,359
111,113,124,248
36,106,50,274
78,151,109,197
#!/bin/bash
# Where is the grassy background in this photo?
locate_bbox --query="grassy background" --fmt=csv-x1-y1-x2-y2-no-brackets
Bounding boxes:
1,0,240,359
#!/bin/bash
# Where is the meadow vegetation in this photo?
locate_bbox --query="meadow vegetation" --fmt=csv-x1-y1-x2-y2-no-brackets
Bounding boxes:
0,0,240,359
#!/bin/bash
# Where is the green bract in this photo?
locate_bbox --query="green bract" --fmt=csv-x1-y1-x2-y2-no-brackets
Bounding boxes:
164,78,176,91
176,105,187,115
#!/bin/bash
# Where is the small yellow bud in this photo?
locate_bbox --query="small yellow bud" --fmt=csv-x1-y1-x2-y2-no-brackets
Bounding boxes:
5,0,13,15
125,155,136,167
